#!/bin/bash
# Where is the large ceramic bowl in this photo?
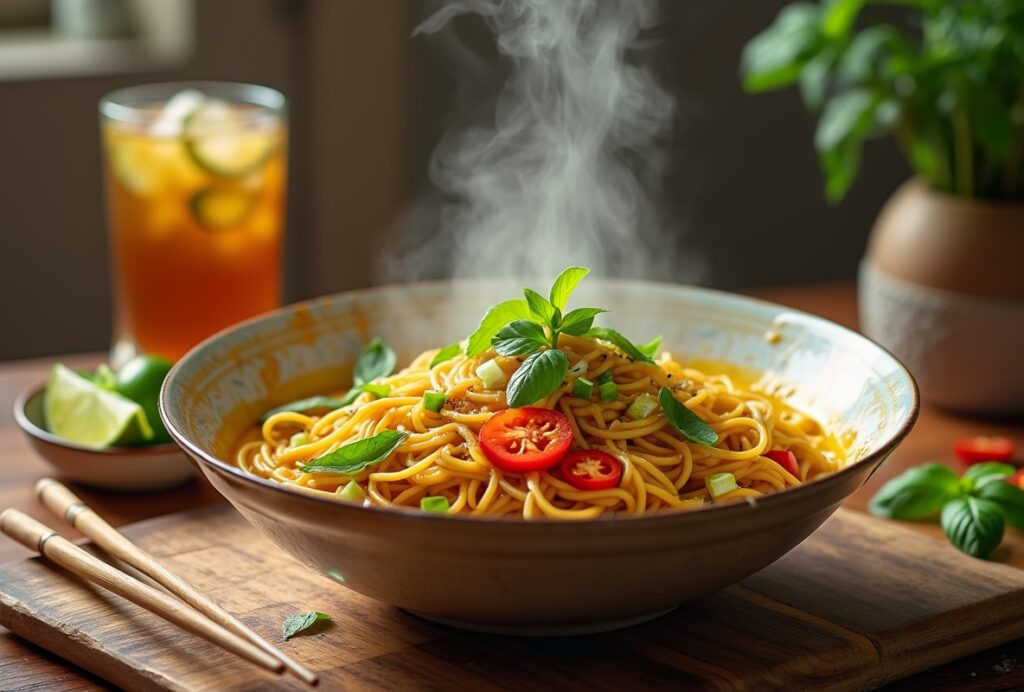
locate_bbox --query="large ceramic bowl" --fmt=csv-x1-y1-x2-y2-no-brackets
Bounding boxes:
161,279,918,634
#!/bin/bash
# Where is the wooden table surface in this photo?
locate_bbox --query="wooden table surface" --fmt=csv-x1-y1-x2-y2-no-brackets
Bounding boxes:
1,283,1022,690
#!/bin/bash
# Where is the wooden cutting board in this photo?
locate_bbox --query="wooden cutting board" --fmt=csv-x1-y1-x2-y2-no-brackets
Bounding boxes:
1,505,1023,691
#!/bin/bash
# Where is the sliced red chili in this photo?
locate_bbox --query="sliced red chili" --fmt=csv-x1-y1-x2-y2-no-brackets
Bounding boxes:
560,450,623,491
953,436,1015,465
764,449,800,476
479,407,573,473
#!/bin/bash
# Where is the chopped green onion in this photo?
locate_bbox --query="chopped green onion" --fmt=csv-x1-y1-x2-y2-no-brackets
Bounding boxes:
572,376,594,399
423,391,447,413
626,393,658,420
596,371,614,384
289,432,311,448
420,496,450,513
568,359,588,376
599,380,618,401
706,472,738,499
476,359,507,389
338,480,366,504
360,383,390,398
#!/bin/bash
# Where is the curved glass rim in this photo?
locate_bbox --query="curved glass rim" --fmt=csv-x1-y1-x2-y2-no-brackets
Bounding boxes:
100,81,286,126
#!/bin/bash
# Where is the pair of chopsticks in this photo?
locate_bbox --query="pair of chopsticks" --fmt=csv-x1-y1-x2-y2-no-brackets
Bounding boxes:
0,478,318,686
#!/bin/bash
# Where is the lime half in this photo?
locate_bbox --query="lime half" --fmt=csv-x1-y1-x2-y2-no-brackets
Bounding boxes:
45,364,154,448
189,187,257,230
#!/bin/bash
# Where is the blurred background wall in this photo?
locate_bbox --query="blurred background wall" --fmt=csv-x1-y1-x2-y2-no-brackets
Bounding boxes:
0,0,910,360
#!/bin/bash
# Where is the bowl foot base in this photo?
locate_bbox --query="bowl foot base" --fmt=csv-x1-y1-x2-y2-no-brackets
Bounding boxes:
405,607,676,637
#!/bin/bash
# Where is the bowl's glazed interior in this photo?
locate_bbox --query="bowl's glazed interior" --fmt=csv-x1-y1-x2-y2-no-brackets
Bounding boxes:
162,279,918,633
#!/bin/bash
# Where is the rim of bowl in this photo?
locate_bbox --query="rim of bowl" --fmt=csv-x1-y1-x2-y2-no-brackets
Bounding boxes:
15,384,182,456
161,277,921,526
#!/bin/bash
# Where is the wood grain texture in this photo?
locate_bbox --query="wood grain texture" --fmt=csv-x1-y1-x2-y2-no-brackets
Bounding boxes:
2,283,1023,689
1,505,1023,691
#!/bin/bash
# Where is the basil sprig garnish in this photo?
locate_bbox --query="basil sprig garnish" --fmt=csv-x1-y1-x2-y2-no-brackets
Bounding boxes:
658,387,719,447
465,266,659,407
506,350,570,408
300,429,409,475
262,338,397,421
870,461,1024,558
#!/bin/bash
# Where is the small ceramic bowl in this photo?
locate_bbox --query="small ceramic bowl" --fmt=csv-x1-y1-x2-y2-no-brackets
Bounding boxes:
162,278,919,634
15,385,195,492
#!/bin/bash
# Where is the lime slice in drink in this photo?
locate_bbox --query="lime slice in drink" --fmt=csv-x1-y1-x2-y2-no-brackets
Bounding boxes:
45,364,154,448
189,187,257,230
183,100,278,178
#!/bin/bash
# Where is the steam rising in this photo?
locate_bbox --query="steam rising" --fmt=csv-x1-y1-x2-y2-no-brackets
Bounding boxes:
384,0,687,283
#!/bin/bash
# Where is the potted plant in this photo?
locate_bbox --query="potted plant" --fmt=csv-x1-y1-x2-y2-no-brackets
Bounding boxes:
740,0,1024,415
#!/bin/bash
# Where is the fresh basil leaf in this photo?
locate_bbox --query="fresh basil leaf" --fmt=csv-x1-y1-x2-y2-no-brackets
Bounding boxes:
282,611,330,640
492,320,548,356
637,336,663,358
523,288,558,326
658,387,719,447
559,307,607,337
358,383,390,398
974,481,1024,532
261,395,351,422
548,266,590,311
466,299,532,357
962,462,1016,491
941,496,1004,559
354,337,396,385
430,342,462,369
300,430,409,475
585,326,656,364
506,349,569,408
868,463,962,519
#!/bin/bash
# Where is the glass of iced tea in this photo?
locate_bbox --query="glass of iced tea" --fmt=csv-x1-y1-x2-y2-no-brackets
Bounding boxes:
100,82,286,364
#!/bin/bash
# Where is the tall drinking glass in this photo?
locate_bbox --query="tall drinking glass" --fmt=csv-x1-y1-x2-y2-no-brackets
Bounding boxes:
100,82,287,364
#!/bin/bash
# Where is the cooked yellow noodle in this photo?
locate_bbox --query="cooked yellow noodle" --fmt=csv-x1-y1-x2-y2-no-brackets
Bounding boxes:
235,334,846,520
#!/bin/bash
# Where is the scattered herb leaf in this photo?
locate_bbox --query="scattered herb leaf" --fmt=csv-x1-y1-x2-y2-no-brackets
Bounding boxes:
658,387,719,447
868,463,961,520
354,338,396,385
975,480,1024,532
430,343,462,369
282,611,331,640
585,327,655,364
637,336,663,359
300,430,409,475
941,496,1004,559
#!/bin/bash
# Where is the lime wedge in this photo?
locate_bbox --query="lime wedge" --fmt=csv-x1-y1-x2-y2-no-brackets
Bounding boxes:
189,187,257,230
45,364,154,448
183,100,277,178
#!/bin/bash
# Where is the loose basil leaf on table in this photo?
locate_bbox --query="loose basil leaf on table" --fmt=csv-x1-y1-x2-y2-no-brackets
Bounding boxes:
585,327,655,365
867,463,962,520
940,496,1005,559
492,320,548,356
282,611,331,640
974,481,1024,532
506,349,569,408
300,430,410,475
960,462,1017,490
658,387,719,447
354,337,396,385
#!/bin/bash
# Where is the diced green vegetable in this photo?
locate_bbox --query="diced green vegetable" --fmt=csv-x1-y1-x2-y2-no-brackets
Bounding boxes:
568,359,588,376
338,480,366,504
706,472,738,499
476,359,507,389
572,377,594,399
626,393,658,420
599,380,618,401
596,371,614,384
359,383,390,398
420,496,450,513
423,391,447,413
289,432,311,448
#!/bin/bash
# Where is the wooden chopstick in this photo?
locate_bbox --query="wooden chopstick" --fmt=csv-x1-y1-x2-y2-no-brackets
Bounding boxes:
35,478,318,687
0,508,285,677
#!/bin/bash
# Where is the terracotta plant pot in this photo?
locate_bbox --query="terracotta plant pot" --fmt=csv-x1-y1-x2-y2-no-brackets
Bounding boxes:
860,178,1024,415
